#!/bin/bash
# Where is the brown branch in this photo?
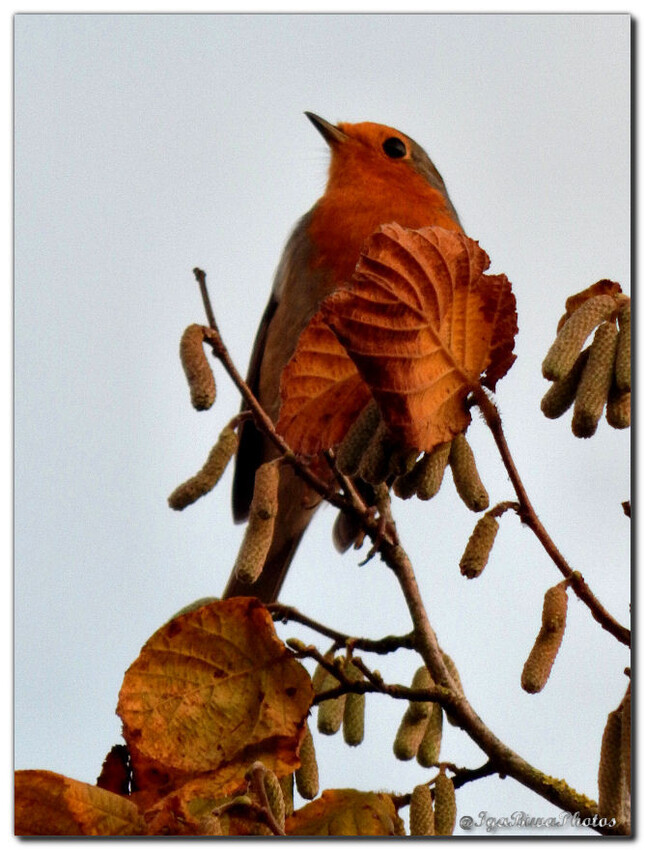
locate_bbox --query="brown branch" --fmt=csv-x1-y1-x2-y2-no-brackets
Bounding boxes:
270,603,415,654
193,267,218,333
392,761,498,810
380,533,627,836
323,449,370,513
450,760,499,791
192,270,388,545
189,269,628,836
472,386,630,648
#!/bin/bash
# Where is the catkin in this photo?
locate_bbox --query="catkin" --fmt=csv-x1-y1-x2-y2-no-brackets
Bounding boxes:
449,433,489,512
542,583,568,632
279,772,294,818
407,666,434,721
417,703,443,768
542,294,616,381
251,460,280,520
409,784,435,836
180,324,217,410
342,661,365,747
358,421,393,484
521,631,564,694
540,348,590,419
572,321,619,438
295,724,319,800
232,513,274,584
521,584,568,693
232,460,280,584
392,467,419,500
317,661,347,736
606,387,631,430
312,649,336,693
393,441,451,501
433,773,457,836
598,706,626,822
460,514,499,578
615,301,631,392
441,652,464,696
393,705,429,761
317,693,346,735
263,769,286,830
168,425,238,510
342,692,365,747
336,400,381,476
416,442,452,500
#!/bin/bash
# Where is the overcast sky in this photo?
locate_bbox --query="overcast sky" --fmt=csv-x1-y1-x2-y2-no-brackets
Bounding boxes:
14,13,630,836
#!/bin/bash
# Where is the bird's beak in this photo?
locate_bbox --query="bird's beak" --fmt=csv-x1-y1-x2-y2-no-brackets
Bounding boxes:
305,112,348,146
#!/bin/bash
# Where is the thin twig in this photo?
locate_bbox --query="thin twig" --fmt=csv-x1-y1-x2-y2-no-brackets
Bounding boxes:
191,269,628,836
192,269,399,554
270,603,415,654
473,386,630,648
193,268,218,332
450,760,499,791
380,535,627,835
391,760,498,809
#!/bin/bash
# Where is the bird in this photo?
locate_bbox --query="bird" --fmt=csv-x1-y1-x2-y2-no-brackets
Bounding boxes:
223,112,463,602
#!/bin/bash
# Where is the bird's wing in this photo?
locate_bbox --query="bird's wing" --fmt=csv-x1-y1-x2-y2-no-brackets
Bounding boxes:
231,292,279,522
231,209,317,523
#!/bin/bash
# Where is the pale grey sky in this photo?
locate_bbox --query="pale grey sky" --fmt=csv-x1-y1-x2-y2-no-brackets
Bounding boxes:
14,13,630,836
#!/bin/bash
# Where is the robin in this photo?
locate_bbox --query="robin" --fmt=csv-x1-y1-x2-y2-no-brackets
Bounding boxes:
223,112,462,602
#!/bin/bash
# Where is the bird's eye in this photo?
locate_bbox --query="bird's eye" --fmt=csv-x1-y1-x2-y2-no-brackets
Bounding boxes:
382,136,407,159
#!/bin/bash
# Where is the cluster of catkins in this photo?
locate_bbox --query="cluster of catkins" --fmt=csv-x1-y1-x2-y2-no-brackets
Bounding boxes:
336,400,489,512
391,660,462,835
310,650,458,835
541,293,630,436
312,653,367,747
168,324,237,511
408,773,457,837
224,753,318,834
169,322,495,589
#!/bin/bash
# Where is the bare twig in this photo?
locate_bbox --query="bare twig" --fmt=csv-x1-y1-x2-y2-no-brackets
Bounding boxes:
193,267,218,332
379,533,627,835
269,602,415,654
473,386,630,648
391,760,498,810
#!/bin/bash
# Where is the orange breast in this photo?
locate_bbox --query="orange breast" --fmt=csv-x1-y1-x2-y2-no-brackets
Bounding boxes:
307,178,462,287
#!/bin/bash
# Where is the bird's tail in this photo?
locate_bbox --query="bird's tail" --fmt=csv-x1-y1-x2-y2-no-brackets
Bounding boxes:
223,465,321,603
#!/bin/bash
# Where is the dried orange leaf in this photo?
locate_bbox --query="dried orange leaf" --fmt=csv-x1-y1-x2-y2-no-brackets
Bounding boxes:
276,314,371,455
286,788,403,836
14,769,146,836
557,279,623,332
117,598,312,798
144,778,264,836
278,224,517,455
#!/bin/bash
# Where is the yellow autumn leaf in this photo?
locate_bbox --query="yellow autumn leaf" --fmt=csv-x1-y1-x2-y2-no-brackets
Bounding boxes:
117,598,313,799
286,788,403,836
14,770,146,836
